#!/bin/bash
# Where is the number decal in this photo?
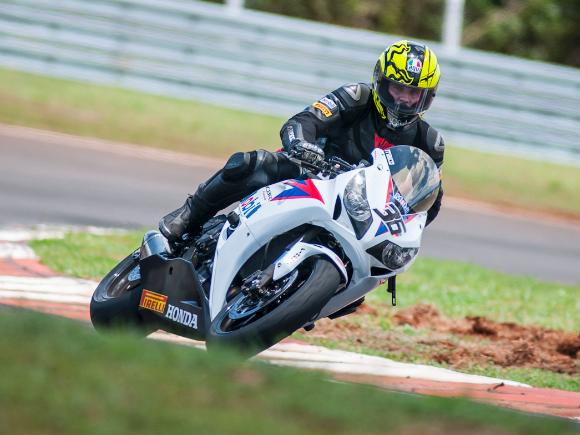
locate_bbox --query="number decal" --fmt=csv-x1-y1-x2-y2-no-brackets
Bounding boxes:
374,204,406,236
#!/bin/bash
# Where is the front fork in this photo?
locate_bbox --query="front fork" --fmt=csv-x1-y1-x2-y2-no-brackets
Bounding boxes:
272,239,349,283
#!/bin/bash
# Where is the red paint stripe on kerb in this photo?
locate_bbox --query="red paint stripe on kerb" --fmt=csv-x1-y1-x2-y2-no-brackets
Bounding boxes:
0,298,90,322
0,259,59,277
334,373,580,420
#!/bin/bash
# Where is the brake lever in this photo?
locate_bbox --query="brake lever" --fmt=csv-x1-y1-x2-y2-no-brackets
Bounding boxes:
285,151,349,178
285,152,324,171
328,156,357,172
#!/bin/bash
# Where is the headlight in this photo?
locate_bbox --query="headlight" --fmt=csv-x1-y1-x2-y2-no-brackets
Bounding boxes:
381,242,418,270
344,171,371,221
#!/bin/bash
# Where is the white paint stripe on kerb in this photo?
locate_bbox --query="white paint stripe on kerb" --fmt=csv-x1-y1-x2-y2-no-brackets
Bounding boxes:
149,331,206,350
0,291,90,305
147,332,529,387
0,243,38,259
0,276,96,295
259,343,529,387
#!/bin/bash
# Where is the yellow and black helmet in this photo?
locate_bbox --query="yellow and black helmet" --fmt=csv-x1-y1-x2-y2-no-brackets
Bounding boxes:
371,40,440,128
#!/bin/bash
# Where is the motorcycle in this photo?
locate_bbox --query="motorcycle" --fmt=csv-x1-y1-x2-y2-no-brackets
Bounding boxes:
90,145,441,356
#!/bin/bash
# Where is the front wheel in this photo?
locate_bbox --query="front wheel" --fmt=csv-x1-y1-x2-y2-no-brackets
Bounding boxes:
90,252,152,335
206,257,341,356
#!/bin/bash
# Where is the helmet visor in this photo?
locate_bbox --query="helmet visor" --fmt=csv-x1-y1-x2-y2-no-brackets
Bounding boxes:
375,75,435,116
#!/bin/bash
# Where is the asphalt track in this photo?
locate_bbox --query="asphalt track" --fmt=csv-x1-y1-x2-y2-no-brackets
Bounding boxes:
1,124,580,284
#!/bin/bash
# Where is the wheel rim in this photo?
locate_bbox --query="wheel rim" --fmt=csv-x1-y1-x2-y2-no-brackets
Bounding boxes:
108,266,141,298
229,269,299,320
98,254,141,301
216,268,302,333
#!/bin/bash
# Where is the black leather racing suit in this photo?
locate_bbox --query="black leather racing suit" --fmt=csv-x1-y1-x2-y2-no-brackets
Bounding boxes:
280,82,445,225
161,83,444,239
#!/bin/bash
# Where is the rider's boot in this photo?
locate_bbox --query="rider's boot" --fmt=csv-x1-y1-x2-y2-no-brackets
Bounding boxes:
158,167,248,244
159,150,302,244
158,190,214,244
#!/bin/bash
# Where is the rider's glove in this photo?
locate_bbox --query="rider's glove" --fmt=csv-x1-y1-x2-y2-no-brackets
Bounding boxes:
290,140,325,164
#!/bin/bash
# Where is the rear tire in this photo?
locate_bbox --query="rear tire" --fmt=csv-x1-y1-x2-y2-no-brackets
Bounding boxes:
206,258,341,357
90,253,152,335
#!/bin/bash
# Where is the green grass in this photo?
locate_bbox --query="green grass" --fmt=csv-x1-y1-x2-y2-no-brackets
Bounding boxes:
2,67,580,216
0,68,283,156
30,232,144,280
0,307,576,435
30,233,580,391
458,366,579,392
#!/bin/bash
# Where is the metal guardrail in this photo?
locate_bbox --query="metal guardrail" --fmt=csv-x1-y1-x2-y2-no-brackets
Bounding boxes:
1,0,580,163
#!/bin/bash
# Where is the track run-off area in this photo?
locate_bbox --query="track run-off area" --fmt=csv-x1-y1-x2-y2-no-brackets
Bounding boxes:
0,226,578,421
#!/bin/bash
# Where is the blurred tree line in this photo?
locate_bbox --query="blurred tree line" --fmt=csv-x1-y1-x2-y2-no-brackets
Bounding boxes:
210,0,580,67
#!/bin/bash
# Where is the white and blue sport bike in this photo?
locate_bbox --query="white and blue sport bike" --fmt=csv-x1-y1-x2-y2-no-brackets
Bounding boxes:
90,145,441,356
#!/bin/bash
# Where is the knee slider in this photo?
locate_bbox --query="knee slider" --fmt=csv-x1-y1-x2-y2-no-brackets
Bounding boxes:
223,151,256,181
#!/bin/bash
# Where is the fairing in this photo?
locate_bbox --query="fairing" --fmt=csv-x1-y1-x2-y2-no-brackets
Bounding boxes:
209,146,436,321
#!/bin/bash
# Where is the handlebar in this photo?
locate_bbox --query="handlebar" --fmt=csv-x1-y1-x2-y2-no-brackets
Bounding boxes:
285,151,358,178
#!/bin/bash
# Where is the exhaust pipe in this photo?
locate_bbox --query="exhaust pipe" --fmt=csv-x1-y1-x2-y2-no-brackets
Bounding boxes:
140,230,170,260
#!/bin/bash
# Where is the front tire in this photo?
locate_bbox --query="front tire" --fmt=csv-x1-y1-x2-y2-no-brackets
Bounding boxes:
90,253,151,335
206,258,341,356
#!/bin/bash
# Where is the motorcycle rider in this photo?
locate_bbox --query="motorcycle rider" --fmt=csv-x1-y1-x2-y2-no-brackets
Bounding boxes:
159,40,444,244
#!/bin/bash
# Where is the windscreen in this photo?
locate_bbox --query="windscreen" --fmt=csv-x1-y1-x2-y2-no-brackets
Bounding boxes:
385,146,441,213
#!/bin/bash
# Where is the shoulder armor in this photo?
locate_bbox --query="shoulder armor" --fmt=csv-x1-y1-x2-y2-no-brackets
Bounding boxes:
334,83,372,108
423,122,445,166
304,83,372,125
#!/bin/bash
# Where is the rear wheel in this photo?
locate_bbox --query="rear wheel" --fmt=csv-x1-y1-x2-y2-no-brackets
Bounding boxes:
90,252,151,335
206,257,341,356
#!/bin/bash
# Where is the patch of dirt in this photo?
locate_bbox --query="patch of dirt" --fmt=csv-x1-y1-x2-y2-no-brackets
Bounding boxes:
310,303,579,376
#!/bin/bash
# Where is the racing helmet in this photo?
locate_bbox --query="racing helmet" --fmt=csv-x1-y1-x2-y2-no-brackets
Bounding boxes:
371,40,440,129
